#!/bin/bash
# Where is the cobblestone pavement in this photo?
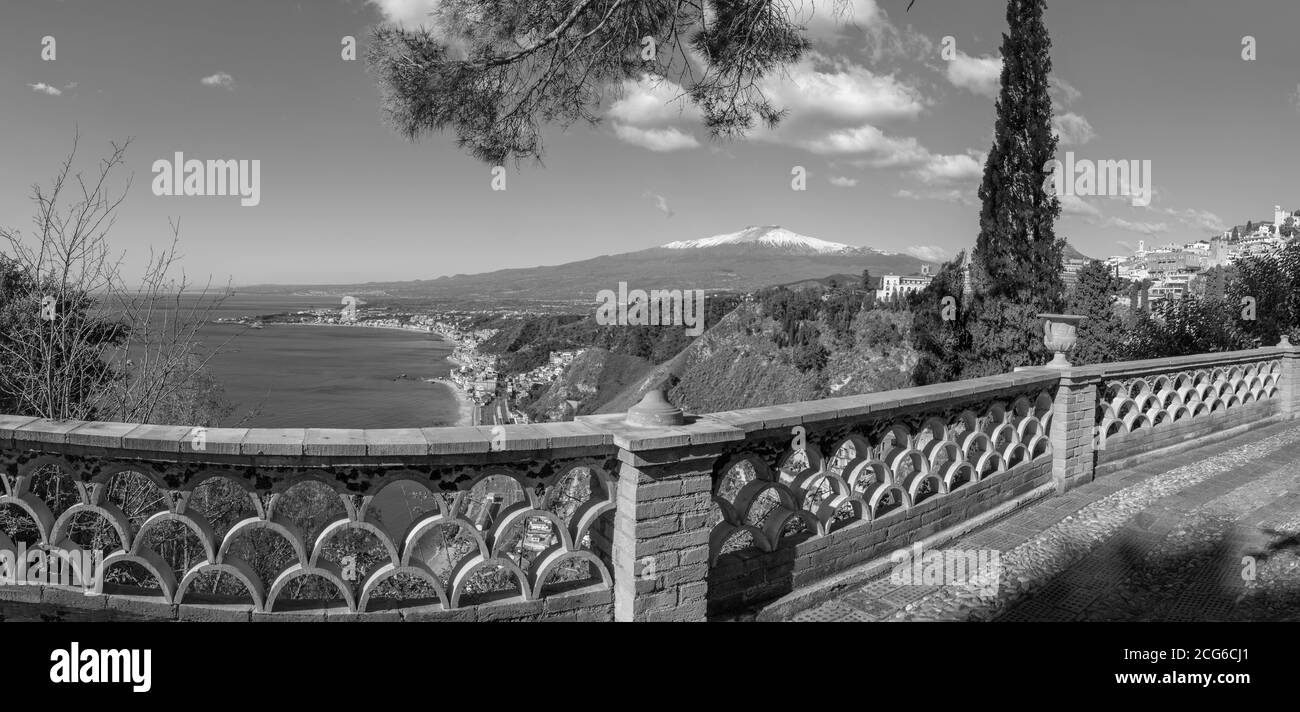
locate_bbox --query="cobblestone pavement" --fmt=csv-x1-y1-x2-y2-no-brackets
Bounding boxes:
790,421,1300,622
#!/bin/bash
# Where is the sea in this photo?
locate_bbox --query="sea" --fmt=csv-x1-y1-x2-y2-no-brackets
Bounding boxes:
174,294,463,428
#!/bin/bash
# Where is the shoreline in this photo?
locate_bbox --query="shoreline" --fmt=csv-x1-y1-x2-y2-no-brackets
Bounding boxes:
259,321,453,340
426,377,477,427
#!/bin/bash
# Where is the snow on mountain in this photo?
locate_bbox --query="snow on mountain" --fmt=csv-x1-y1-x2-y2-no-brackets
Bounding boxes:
661,226,865,254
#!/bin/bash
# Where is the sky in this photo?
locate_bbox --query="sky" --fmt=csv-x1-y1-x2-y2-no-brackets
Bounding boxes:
1,0,1297,285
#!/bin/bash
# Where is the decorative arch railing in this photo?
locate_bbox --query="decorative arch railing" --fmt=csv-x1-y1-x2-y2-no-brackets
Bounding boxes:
0,421,618,621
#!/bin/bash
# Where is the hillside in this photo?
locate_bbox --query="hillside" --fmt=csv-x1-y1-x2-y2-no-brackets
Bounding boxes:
525,348,654,421
591,298,918,416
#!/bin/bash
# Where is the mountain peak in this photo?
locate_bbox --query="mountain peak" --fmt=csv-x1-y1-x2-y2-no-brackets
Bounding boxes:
661,226,861,254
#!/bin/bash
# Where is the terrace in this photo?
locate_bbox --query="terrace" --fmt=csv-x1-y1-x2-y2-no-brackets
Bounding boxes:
0,339,1295,621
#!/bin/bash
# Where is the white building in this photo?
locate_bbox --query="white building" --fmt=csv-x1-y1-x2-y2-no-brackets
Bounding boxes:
876,273,933,301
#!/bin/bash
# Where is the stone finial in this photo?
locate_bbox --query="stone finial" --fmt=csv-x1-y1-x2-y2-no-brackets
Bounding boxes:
1280,334,1294,348
625,389,685,427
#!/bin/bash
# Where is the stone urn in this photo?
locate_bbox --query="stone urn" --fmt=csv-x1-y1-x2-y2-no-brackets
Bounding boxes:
625,389,685,427
1038,313,1087,368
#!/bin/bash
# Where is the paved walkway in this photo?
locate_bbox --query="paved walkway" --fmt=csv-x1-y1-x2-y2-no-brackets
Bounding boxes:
790,420,1300,622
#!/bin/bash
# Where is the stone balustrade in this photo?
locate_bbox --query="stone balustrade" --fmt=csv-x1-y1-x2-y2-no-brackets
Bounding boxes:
2,342,1297,621
0,421,620,621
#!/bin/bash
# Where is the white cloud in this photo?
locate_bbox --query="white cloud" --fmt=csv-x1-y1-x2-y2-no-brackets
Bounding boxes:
608,75,701,152
946,52,1002,98
613,125,699,152
906,245,949,261
610,59,930,157
1156,206,1224,233
1061,195,1168,236
1050,76,1082,105
28,82,62,96
896,188,976,206
642,191,674,217
1053,112,1096,145
1100,217,1168,235
366,0,441,27
760,57,927,126
829,176,858,187
201,72,235,89
608,76,697,125
794,124,929,165
1059,193,1102,218
797,0,885,38
1061,189,1216,237
915,151,983,185
750,57,935,167
795,0,932,60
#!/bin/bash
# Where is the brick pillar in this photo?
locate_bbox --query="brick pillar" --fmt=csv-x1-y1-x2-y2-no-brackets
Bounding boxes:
1049,369,1100,493
1275,337,1300,416
611,452,714,621
581,412,743,622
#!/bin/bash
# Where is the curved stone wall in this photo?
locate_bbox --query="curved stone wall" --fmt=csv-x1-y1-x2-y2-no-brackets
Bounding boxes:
0,422,619,620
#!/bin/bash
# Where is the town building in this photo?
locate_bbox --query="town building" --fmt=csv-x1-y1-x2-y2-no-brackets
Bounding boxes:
876,267,933,301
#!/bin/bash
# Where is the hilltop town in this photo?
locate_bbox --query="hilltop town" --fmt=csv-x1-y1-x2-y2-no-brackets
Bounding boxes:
1098,205,1298,304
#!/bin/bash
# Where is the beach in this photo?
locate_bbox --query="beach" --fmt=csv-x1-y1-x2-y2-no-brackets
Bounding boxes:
427,377,477,426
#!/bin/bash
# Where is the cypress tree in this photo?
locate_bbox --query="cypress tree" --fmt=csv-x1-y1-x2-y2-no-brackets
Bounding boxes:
962,0,1065,376
972,0,1064,302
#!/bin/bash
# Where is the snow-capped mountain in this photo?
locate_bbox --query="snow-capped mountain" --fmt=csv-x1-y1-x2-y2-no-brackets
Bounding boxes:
662,226,865,255
243,226,929,299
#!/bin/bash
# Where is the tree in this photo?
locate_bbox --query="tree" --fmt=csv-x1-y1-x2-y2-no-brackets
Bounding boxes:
970,0,1064,304
1229,240,1300,346
0,137,252,593
908,253,968,385
0,254,121,418
959,0,1063,377
1190,264,1230,301
1065,260,1127,366
366,0,864,163
0,135,237,424
1126,296,1252,359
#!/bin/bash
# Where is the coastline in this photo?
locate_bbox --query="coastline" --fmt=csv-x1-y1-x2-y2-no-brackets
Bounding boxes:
427,377,477,427
263,321,452,338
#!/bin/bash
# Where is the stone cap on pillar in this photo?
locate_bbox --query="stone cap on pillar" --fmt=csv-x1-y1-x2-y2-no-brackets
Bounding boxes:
625,389,686,427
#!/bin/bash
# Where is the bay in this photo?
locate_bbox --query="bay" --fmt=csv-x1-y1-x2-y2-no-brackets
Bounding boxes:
177,295,465,429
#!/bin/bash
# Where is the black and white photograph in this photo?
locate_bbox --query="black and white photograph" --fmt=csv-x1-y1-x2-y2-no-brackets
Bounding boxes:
0,0,1296,693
